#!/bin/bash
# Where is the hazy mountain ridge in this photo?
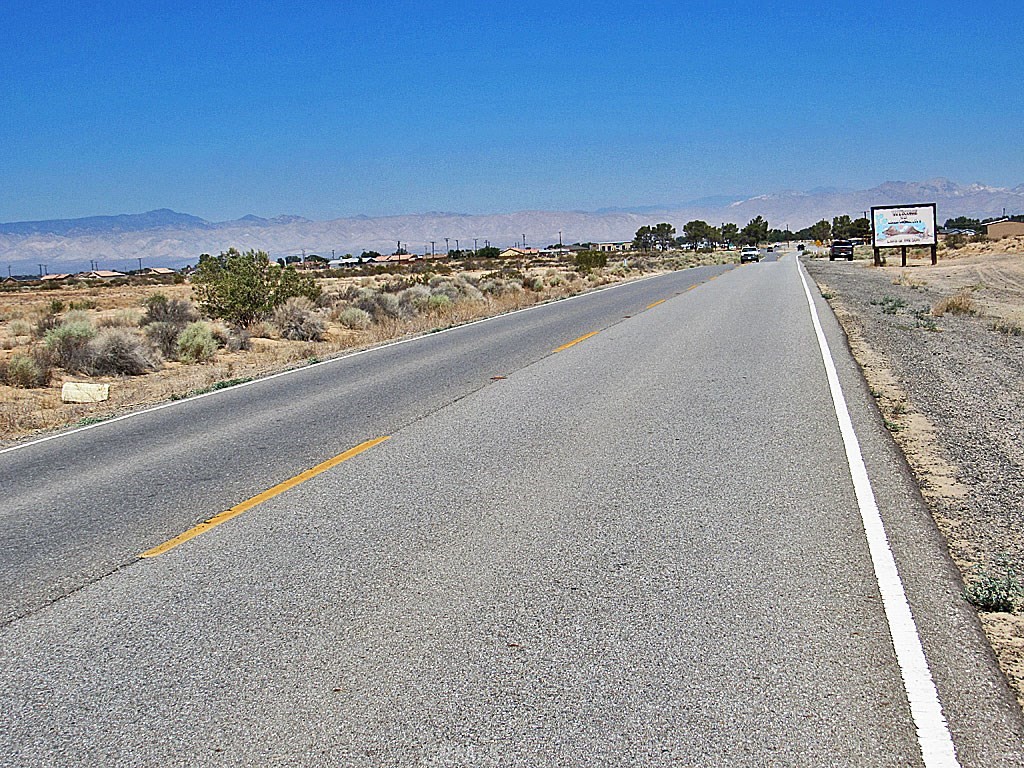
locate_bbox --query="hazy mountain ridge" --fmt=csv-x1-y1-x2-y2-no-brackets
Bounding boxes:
3,179,1022,273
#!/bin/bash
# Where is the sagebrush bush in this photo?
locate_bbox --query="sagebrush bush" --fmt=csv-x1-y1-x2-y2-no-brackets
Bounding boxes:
398,285,431,316
7,319,32,337
87,328,160,375
272,297,326,341
44,320,96,371
144,322,182,358
575,250,608,272
1,352,51,388
246,320,275,338
427,293,452,312
34,312,63,337
354,290,401,320
143,293,198,326
176,322,218,363
337,307,372,330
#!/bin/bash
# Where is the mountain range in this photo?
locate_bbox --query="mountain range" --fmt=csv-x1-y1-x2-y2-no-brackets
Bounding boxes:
3,178,1022,274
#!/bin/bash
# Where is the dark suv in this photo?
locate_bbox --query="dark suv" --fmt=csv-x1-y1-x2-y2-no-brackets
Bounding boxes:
829,239,854,261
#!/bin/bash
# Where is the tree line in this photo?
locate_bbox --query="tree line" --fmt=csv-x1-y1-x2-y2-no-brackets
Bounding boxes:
632,215,872,251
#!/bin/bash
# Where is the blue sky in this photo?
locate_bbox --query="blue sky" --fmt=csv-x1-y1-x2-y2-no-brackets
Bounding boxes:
1,0,1021,222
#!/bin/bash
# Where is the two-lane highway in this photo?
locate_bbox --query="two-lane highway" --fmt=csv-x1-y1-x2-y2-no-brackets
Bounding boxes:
1,264,730,625
1,254,1022,765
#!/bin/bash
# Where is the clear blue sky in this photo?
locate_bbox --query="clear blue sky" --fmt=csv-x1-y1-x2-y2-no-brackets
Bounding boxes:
1,0,1021,222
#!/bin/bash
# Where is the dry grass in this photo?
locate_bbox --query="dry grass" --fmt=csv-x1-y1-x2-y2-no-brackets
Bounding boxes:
892,271,928,289
932,290,976,317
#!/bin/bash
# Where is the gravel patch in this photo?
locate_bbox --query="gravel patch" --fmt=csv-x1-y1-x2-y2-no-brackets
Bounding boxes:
804,255,1024,706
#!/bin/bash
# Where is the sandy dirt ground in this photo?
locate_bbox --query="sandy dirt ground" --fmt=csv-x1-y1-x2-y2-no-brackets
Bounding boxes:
805,235,1024,708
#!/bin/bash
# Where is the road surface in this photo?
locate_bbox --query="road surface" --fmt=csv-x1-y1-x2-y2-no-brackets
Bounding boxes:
1,252,1021,766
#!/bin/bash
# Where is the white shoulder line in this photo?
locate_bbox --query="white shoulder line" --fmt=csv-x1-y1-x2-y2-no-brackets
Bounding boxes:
796,261,960,767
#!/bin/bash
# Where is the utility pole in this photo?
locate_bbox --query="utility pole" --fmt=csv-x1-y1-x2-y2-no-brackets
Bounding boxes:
559,230,562,247
430,240,435,257
137,257,143,272
455,239,459,255
445,237,449,256
523,233,527,248
473,237,478,254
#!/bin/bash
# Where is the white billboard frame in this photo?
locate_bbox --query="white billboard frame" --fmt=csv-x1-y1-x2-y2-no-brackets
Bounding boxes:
870,203,938,266
871,203,937,248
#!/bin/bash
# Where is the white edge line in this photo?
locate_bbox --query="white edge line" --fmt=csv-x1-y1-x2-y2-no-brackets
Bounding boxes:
1,267,724,456
796,259,960,767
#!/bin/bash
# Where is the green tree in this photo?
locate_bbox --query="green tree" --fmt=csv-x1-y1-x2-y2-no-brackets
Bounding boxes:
633,226,655,252
719,222,739,248
683,220,714,251
851,217,871,239
652,222,677,251
740,216,769,246
944,216,982,230
192,248,320,327
832,215,853,239
807,219,832,242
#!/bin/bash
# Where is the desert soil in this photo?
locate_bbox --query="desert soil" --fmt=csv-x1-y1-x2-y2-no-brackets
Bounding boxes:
804,235,1024,708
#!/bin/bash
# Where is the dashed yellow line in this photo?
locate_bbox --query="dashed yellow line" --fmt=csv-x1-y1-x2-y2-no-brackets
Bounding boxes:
139,436,391,558
646,299,666,309
554,331,599,353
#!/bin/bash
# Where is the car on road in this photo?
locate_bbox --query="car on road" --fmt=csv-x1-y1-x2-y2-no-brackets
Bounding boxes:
829,239,855,261
740,246,760,263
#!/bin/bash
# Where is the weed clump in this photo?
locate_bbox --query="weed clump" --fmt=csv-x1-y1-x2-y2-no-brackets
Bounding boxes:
336,307,372,330
932,290,975,317
964,558,1023,613
142,293,198,326
87,328,160,375
176,322,218,363
870,295,908,315
0,351,52,388
272,297,326,341
44,319,97,371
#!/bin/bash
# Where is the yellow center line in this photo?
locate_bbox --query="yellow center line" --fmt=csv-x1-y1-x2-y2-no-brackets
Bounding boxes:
646,299,666,309
139,436,391,558
553,331,599,353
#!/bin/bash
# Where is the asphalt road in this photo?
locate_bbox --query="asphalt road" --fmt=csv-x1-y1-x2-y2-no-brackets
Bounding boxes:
1,252,1022,766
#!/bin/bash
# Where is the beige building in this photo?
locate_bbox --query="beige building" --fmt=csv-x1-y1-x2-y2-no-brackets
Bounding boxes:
591,242,632,252
985,219,1024,239
499,247,540,258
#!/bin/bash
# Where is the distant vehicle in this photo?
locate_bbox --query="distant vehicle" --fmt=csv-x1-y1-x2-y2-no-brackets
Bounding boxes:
797,243,805,252
829,239,855,261
849,237,865,246
766,246,774,252
740,246,760,263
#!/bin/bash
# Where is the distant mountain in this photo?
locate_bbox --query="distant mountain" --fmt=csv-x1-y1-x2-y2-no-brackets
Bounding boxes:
2,179,1022,273
0,208,209,237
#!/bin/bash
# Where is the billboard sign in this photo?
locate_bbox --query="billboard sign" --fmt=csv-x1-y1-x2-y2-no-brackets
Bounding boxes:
871,203,937,248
